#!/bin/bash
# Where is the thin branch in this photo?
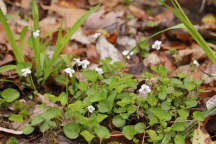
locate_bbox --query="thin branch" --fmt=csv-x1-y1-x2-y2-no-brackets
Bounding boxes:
0,127,23,135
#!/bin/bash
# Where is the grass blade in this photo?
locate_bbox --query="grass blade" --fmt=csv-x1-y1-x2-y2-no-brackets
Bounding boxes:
0,65,17,73
160,0,216,64
0,9,24,63
19,26,28,55
43,5,99,81
32,0,41,76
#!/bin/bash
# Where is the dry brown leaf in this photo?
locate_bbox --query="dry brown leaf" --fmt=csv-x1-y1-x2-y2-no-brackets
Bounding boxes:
0,54,14,66
177,43,206,60
20,0,31,9
128,5,147,19
41,4,86,29
158,52,175,73
96,36,122,62
88,0,101,5
171,65,202,80
202,61,216,86
202,13,216,29
58,0,87,8
103,0,121,8
154,9,174,22
162,42,188,50
84,9,124,31
143,53,161,67
0,0,7,15
39,16,59,36
87,44,100,64
117,36,136,50
192,126,213,144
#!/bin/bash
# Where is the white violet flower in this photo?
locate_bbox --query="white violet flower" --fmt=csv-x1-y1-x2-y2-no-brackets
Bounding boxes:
152,40,162,51
64,68,75,77
193,60,200,67
87,105,95,113
74,58,81,63
139,84,151,94
33,30,40,38
95,67,104,75
81,59,90,69
122,50,134,59
21,68,31,77
74,58,90,69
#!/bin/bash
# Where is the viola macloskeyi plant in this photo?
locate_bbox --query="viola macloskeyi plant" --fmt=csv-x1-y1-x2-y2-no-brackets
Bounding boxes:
0,0,215,144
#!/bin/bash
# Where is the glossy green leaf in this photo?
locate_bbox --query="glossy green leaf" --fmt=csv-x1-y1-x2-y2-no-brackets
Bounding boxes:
122,125,136,140
64,122,80,139
1,88,20,103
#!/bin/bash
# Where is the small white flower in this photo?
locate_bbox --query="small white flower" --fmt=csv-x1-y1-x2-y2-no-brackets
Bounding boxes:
95,67,104,75
87,105,95,113
152,40,162,50
74,58,90,69
139,84,151,94
64,68,75,77
33,30,40,38
74,58,81,63
81,59,90,69
21,68,31,77
193,60,200,67
122,50,134,59
212,74,216,77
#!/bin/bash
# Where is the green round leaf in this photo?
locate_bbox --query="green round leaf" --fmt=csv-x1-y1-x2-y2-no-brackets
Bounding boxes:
122,125,136,140
80,130,95,144
112,115,125,128
64,122,80,139
1,88,20,103
9,114,23,123
135,122,145,133
193,111,205,121
22,125,34,135
174,135,185,144
94,125,110,140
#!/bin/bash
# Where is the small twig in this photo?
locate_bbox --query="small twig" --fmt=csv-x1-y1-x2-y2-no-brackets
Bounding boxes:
0,127,23,135
199,0,206,13
142,130,146,144
110,134,124,137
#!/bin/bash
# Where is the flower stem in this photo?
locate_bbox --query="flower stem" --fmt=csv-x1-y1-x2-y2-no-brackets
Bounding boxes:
29,75,37,92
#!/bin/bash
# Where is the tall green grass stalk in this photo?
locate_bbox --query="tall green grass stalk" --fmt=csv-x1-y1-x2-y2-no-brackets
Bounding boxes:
43,5,99,81
32,0,42,76
0,10,24,63
159,0,216,64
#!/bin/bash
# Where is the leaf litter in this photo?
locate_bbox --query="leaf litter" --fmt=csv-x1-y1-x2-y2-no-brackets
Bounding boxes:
1,0,216,143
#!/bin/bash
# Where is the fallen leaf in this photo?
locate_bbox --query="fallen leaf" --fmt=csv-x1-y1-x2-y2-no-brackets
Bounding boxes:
21,0,31,9
116,36,136,50
96,36,122,62
171,65,202,80
87,44,100,64
143,53,161,67
192,126,213,144
206,95,216,110
103,0,121,8
154,9,174,22
84,9,124,31
128,5,147,19
202,13,216,29
58,0,87,8
71,29,91,45
41,4,87,29
158,52,175,73
202,61,216,86
0,0,7,15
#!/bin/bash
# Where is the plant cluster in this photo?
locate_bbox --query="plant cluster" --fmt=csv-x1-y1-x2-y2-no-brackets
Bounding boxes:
1,0,216,144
